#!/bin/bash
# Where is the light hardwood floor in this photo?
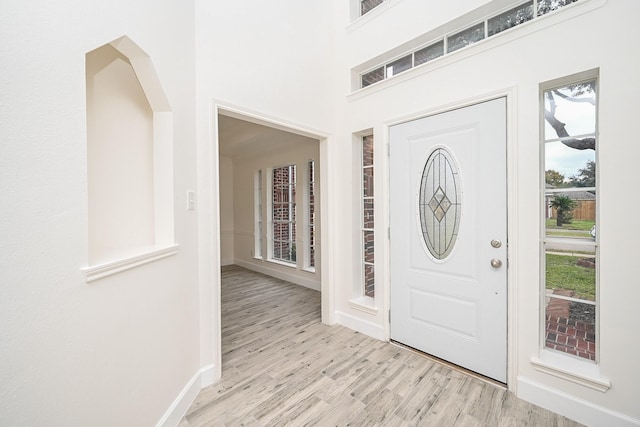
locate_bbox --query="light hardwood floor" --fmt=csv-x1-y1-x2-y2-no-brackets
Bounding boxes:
181,266,582,427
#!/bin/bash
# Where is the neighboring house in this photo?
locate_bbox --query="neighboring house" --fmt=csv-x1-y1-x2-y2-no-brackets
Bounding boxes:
2,1,639,427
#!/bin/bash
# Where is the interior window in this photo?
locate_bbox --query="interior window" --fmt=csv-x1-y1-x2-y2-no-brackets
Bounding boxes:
272,165,297,264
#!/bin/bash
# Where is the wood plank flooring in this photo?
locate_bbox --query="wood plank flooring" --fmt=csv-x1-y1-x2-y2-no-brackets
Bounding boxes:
181,266,582,427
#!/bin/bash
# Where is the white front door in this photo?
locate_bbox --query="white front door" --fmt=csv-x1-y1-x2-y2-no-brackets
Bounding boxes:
390,98,507,383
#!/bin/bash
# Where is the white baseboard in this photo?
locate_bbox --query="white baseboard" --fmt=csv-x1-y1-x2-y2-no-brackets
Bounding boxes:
235,259,320,291
517,377,640,427
156,364,216,427
220,258,234,267
335,310,385,341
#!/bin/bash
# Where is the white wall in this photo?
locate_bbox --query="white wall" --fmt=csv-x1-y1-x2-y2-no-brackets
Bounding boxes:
332,0,640,424
220,156,235,266
0,1,200,425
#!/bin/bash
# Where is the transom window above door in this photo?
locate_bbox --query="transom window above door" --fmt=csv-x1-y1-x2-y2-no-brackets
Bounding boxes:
358,0,583,89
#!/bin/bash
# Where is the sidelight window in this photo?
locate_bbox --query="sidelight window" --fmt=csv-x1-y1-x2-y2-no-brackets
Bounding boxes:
362,135,375,298
541,71,598,361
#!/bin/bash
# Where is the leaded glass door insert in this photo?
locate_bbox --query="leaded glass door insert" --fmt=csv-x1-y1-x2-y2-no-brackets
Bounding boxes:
419,147,461,260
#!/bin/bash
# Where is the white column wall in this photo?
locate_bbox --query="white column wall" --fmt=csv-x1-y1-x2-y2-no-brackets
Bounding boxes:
193,0,336,383
333,0,640,424
0,1,199,426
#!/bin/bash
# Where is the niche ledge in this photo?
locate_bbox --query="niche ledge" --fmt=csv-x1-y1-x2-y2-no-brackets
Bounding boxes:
82,244,179,283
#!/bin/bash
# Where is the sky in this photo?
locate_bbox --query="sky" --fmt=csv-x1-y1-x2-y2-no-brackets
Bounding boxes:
544,86,596,179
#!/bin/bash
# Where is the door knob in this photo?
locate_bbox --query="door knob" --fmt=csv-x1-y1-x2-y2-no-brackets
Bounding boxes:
490,258,503,268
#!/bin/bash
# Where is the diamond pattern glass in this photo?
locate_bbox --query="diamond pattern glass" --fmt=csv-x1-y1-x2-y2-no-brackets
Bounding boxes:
419,147,462,260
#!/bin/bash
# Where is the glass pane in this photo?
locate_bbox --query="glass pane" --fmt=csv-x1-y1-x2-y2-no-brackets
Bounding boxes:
545,251,596,301
363,199,374,229
386,54,412,78
488,3,533,36
447,23,485,53
363,231,374,264
290,164,296,184
544,81,596,141
414,41,444,66
363,167,374,198
419,147,462,260
537,0,579,17
362,66,384,88
364,264,375,298
545,141,595,184
545,192,596,238
273,240,284,259
362,135,374,167
361,0,384,16
273,187,290,203
545,297,595,360
309,225,315,268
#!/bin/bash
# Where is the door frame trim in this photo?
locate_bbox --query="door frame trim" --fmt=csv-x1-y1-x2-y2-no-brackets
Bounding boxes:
196,100,334,384
382,88,518,390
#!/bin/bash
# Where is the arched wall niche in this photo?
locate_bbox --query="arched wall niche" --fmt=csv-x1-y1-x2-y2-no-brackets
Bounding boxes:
85,36,176,280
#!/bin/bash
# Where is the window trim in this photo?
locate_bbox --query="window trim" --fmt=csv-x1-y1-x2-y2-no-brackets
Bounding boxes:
254,170,263,260
539,68,600,365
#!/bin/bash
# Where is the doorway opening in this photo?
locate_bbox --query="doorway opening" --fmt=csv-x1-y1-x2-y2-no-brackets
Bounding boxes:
216,107,327,373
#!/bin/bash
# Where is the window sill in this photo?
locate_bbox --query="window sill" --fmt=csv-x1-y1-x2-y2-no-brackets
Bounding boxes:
82,244,180,283
302,266,316,274
267,258,297,269
531,350,610,392
349,296,378,315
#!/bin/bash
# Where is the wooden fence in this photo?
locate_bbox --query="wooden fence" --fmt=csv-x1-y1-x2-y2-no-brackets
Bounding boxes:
549,200,595,221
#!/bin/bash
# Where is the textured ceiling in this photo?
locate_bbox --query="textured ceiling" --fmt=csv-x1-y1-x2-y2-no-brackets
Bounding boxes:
218,115,317,159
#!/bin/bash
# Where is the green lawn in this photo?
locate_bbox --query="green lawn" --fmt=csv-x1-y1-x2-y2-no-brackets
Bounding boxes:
546,219,594,231
546,253,596,301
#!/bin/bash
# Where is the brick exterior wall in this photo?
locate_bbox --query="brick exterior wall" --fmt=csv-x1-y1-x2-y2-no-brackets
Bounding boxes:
545,290,596,361
362,135,375,298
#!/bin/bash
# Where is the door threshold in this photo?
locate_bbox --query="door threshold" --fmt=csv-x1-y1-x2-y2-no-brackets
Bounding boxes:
390,340,507,389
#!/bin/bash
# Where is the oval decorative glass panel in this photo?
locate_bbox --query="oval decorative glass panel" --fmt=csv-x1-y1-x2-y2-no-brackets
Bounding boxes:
419,147,462,260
